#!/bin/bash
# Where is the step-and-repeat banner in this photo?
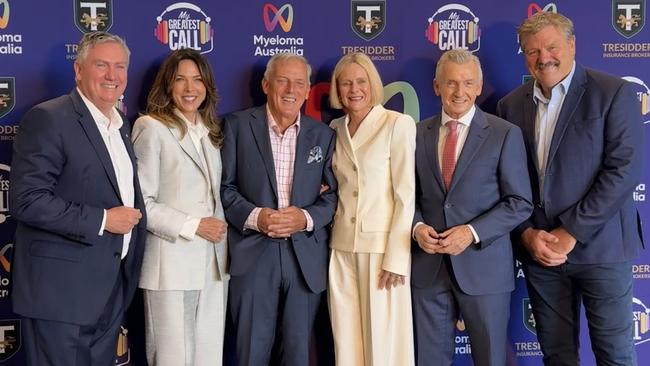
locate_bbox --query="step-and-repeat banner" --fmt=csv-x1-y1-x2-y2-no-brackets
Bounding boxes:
1,0,649,365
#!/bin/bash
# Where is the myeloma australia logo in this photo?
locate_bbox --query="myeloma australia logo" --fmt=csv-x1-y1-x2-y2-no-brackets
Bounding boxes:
73,0,113,33
154,2,214,54
254,3,304,57
0,0,8,29
0,1,21,55
425,4,481,52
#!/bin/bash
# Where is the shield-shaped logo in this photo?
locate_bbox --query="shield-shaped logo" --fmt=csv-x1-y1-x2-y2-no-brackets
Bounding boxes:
351,0,385,41
74,0,113,33
0,77,15,119
0,319,21,361
523,298,537,335
612,0,645,38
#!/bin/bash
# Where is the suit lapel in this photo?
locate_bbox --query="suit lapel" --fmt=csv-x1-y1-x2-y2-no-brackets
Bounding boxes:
423,117,445,193
547,65,586,169
70,90,121,200
449,109,489,192
522,84,538,167
291,120,315,203
201,137,221,215
332,117,356,164
168,125,209,180
350,106,382,151
249,107,278,197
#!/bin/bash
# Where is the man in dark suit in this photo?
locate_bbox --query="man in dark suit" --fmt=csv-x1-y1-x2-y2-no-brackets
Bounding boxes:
497,12,644,365
220,53,337,365
412,49,533,366
9,32,145,366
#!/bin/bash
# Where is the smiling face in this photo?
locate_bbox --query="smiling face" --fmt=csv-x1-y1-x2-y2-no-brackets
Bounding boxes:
262,57,310,127
521,25,575,97
337,62,373,117
172,59,206,123
74,41,128,117
434,60,483,119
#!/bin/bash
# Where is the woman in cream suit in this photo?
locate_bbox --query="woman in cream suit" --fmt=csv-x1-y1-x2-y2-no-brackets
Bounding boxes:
328,52,416,366
132,48,228,366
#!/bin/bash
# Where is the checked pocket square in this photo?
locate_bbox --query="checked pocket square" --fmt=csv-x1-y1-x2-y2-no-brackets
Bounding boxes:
307,146,323,164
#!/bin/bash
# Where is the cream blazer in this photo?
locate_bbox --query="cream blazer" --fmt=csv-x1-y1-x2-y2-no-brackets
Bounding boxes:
132,115,228,290
329,105,416,275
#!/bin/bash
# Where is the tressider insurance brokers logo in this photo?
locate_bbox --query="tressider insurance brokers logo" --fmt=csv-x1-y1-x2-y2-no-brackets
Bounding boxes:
425,4,481,53
0,0,21,55
0,319,20,361
0,77,14,119
351,0,385,41
603,0,649,58
73,0,113,33
154,3,214,54
254,3,304,57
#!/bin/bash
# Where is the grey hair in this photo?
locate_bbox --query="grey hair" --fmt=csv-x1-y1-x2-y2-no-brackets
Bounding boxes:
263,53,312,83
76,31,130,66
435,49,483,81
518,12,574,51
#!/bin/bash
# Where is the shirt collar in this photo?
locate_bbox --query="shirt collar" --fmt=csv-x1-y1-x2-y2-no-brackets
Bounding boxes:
174,109,208,139
265,104,301,136
441,105,476,128
533,61,576,104
76,87,123,131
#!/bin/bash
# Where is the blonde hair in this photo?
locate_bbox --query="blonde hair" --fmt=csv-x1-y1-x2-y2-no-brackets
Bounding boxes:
329,52,384,109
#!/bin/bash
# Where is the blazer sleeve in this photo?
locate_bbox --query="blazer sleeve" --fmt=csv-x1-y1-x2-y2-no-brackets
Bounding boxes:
131,118,187,242
9,105,104,244
558,81,644,242
382,114,416,275
468,125,534,247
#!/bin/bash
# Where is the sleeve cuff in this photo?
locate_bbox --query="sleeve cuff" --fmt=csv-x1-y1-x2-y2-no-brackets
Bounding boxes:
302,209,314,232
467,224,480,244
99,209,107,236
244,207,261,232
179,216,201,240
412,222,424,240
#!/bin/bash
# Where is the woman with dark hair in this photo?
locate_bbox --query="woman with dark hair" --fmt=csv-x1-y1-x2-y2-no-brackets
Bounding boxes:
132,48,228,366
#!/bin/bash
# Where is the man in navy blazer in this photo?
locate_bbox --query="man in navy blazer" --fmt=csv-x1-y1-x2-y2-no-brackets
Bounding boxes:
9,32,145,366
412,49,533,366
221,53,337,365
497,12,644,365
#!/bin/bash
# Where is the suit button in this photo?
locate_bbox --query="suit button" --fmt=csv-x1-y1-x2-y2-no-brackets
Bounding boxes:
444,203,452,208
353,191,358,197
114,252,121,259
352,165,357,172
351,217,356,223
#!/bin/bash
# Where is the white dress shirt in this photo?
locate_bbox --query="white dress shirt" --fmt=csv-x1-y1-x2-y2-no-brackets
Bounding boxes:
77,88,134,258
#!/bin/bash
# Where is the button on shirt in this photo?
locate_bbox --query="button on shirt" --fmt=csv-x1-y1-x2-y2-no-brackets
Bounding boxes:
244,105,314,232
532,62,575,200
78,88,134,258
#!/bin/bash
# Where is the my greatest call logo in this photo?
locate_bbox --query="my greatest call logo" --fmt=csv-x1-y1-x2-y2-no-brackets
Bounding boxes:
154,2,214,54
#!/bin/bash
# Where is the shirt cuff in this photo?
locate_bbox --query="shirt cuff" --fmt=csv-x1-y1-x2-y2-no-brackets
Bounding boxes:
180,216,200,240
467,224,480,244
244,207,262,232
99,209,107,236
302,209,314,232
412,222,424,240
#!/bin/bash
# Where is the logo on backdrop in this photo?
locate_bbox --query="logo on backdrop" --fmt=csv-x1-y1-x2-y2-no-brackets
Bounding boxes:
115,326,130,365
622,76,650,123
425,4,481,52
612,0,645,38
0,78,15,119
0,0,9,29
454,317,472,355
0,164,10,224
0,243,11,299
633,297,650,345
0,319,20,361
154,2,214,54
634,262,650,279
263,3,293,32
523,298,537,335
74,0,113,33
518,3,559,54
351,0,385,41
254,3,304,57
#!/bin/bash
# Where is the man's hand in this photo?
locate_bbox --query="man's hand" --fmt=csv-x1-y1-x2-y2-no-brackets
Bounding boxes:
414,224,442,254
521,227,567,267
437,225,474,255
378,269,406,291
105,206,142,234
548,227,577,255
196,217,227,243
257,208,280,235
266,206,307,238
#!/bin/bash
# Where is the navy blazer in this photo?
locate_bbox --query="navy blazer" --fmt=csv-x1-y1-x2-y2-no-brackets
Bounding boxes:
412,108,533,295
497,64,644,264
9,89,146,326
220,106,337,293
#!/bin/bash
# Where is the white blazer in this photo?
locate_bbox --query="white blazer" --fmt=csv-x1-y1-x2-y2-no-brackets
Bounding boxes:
329,105,416,275
132,114,228,290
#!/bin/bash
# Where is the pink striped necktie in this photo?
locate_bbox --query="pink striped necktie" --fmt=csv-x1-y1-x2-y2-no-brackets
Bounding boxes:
441,120,458,191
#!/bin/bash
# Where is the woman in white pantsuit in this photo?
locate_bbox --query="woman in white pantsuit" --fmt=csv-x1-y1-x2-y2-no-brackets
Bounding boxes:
328,52,416,366
132,48,228,366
